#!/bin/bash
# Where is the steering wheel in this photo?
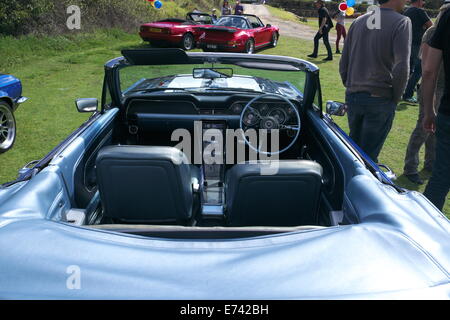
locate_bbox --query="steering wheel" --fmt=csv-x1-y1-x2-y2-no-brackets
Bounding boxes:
239,93,301,155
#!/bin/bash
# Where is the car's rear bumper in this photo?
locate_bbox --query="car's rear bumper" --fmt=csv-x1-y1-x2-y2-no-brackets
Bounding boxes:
197,41,244,52
139,32,183,44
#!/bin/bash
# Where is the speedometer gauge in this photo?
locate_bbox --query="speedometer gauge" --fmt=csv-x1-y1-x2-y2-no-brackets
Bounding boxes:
232,103,243,114
243,111,259,126
268,108,287,124
258,103,269,115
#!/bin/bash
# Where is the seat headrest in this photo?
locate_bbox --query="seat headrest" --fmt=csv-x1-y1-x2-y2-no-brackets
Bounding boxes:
96,145,190,165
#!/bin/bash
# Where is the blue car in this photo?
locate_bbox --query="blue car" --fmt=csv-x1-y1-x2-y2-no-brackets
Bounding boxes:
0,49,449,299
0,73,28,153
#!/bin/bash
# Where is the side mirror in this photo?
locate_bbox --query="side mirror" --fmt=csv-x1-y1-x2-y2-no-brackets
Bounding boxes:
326,100,347,116
378,164,397,181
76,98,98,113
266,24,271,28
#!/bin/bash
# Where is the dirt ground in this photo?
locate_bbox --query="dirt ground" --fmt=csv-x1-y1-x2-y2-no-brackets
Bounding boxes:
243,4,337,41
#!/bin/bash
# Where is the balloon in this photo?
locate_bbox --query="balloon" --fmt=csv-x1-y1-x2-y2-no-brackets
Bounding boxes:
339,3,348,12
347,0,355,7
154,0,163,9
346,7,355,16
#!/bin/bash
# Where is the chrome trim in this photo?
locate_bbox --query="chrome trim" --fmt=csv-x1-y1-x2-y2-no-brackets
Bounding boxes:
16,96,28,104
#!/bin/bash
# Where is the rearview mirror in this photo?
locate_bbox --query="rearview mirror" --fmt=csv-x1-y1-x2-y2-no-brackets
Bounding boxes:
193,68,233,79
326,100,347,116
76,98,98,113
266,24,272,28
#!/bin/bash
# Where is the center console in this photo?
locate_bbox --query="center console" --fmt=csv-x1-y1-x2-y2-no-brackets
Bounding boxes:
201,121,226,221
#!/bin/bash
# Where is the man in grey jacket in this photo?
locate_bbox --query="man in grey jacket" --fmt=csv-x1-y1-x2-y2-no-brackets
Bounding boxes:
339,0,411,163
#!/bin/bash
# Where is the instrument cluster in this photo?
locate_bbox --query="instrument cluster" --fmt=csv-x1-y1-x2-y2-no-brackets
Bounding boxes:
230,101,297,127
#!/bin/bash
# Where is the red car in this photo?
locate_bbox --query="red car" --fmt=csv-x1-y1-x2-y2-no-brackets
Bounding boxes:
139,12,214,50
197,14,279,54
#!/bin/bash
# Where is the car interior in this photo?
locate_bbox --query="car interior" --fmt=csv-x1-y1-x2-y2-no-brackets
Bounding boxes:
58,53,347,239
63,91,346,239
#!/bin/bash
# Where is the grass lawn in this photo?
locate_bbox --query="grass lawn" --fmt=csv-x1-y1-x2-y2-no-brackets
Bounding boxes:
0,29,448,217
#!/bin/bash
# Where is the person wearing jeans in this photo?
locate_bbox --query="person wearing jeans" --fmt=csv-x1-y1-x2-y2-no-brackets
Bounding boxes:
402,0,432,103
308,0,333,61
402,44,423,102
403,7,447,185
339,0,411,163
346,93,397,162
335,11,346,54
422,6,450,211
423,114,450,210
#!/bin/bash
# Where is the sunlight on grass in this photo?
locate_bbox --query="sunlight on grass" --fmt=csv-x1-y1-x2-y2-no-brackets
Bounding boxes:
265,5,303,23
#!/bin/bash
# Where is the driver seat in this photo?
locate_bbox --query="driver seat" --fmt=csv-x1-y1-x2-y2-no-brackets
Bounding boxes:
225,160,323,227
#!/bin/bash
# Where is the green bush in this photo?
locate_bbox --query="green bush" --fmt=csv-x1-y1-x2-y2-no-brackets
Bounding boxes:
0,0,222,36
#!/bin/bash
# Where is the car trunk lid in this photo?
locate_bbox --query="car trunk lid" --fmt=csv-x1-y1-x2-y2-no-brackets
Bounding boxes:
197,27,237,43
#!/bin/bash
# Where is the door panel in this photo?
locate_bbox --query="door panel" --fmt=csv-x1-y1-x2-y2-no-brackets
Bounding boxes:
49,108,119,208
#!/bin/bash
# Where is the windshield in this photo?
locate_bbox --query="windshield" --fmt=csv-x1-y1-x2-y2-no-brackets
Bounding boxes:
215,16,248,28
119,63,307,99
188,13,213,24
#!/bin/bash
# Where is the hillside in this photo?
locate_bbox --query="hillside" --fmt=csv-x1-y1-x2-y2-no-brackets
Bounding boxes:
0,0,222,36
269,0,441,17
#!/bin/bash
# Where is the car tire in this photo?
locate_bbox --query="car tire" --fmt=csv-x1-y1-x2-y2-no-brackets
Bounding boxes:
181,33,195,51
271,33,279,47
0,101,16,154
245,39,255,54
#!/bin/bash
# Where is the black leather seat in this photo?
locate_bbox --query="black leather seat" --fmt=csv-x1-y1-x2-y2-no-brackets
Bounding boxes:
225,160,323,227
96,146,200,224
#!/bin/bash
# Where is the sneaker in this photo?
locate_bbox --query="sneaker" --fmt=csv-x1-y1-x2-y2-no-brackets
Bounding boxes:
323,56,333,61
307,54,317,58
403,97,418,104
336,49,341,54
405,173,424,185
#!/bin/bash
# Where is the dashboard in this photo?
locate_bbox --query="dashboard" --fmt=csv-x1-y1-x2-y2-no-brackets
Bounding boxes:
125,93,301,132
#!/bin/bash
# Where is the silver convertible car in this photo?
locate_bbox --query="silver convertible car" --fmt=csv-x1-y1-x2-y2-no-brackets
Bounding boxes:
0,49,449,299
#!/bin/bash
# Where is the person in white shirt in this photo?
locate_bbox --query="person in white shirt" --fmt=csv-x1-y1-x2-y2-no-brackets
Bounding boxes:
334,10,346,54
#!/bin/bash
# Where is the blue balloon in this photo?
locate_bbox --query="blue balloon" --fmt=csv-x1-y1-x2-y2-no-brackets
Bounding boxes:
154,0,163,9
347,0,355,7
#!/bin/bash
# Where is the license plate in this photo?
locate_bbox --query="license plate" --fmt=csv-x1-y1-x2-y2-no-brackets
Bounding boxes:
149,28,162,33
207,44,218,49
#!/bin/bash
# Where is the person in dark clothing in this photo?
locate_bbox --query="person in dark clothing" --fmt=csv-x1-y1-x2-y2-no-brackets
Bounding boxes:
422,6,450,211
402,0,432,103
339,0,411,163
234,0,244,15
403,3,449,185
308,0,333,61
